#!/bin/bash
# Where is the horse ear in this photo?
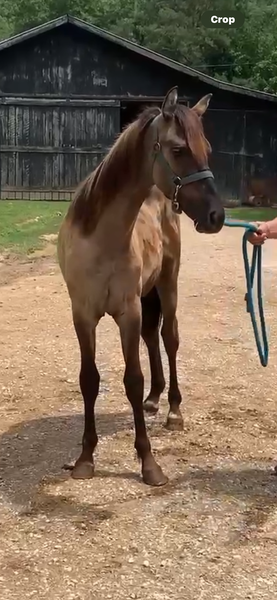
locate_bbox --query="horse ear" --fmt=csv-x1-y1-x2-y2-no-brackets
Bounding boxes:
191,93,212,116
162,86,178,119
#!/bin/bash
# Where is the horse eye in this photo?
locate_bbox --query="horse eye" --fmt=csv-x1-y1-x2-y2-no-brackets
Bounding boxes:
172,147,185,155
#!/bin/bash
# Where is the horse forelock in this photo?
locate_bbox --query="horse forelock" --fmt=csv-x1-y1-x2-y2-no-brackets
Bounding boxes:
174,104,209,165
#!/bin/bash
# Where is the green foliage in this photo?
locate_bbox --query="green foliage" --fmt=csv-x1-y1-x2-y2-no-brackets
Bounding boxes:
1,0,277,93
228,0,277,92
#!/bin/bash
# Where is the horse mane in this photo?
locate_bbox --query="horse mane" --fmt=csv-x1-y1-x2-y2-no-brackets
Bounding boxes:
68,105,160,233
68,103,209,233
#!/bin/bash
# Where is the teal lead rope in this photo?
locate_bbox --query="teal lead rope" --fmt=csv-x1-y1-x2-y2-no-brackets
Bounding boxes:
224,219,269,367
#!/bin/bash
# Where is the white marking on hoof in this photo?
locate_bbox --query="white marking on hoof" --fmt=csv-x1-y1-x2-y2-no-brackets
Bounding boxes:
168,412,180,420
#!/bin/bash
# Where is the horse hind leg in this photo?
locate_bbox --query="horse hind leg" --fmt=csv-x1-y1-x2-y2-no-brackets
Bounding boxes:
157,276,184,432
70,313,100,479
141,287,166,415
161,313,184,431
116,298,167,486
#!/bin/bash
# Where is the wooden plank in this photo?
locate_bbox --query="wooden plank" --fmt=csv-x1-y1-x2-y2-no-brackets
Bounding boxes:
8,105,16,146
0,102,120,197
8,152,16,187
0,94,190,103
22,106,30,146
0,154,8,190
0,98,121,107
0,146,109,153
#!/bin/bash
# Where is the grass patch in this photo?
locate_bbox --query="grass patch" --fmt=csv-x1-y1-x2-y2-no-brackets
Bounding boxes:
226,206,277,222
0,200,69,255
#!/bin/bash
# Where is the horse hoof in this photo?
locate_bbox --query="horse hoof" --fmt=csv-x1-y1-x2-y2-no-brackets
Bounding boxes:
142,465,168,487
143,398,159,415
71,461,95,479
165,412,184,431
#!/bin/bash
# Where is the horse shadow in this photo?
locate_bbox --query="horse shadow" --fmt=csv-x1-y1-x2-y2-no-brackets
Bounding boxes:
0,409,135,522
1,409,277,529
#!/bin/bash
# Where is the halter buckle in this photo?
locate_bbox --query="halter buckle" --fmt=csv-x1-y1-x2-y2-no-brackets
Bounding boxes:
172,183,182,214
153,141,161,153
172,200,182,213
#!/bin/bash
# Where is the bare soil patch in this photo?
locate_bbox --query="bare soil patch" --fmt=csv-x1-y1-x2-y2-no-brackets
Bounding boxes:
1,216,277,599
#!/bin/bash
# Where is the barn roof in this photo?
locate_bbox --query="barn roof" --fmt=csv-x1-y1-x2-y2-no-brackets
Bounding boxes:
1,13,277,104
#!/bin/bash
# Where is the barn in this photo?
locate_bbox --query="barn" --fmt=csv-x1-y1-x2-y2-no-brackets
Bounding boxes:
0,13,277,203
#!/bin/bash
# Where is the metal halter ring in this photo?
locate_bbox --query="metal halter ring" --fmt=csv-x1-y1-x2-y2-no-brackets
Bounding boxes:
172,177,182,213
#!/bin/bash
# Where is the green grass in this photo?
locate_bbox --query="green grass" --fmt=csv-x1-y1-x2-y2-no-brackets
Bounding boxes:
0,200,69,255
226,206,277,222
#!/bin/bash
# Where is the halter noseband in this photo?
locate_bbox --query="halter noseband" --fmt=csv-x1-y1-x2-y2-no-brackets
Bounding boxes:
153,140,214,214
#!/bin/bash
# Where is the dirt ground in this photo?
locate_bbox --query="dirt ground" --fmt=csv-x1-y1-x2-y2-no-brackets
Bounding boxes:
1,216,277,600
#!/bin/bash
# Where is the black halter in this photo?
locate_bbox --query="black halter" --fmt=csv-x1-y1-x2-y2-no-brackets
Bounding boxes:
153,140,214,214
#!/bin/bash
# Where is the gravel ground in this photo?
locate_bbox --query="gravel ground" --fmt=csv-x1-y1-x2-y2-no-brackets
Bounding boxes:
1,215,277,599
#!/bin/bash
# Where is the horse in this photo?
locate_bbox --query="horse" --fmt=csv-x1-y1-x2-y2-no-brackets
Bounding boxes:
57,86,225,487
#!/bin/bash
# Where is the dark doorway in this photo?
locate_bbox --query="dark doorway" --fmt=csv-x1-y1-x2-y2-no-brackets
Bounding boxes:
120,101,145,130
120,100,161,131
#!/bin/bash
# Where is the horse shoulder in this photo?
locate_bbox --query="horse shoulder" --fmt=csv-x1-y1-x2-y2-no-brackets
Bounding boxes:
157,196,181,262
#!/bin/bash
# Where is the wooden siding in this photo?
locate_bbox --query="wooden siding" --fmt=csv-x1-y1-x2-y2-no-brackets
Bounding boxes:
204,109,277,202
0,99,120,198
0,23,276,111
0,20,277,200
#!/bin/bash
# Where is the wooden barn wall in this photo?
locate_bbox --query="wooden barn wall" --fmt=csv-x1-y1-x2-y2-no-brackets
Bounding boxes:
0,99,120,199
0,22,277,199
1,99,277,200
0,23,276,111
203,109,277,201
0,24,190,99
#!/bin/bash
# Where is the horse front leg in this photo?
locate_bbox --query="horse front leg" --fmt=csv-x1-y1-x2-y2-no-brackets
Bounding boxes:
116,298,168,486
71,313,100,479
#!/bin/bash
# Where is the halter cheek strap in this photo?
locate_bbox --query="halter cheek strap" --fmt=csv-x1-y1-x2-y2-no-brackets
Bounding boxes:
153,140,214,214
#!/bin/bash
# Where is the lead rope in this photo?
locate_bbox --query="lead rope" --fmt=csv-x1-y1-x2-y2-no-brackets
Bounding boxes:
224,219,269,367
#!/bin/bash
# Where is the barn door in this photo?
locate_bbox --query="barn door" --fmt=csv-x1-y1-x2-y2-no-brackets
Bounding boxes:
0,98,120,199
203,108,245,201
244,110,277,176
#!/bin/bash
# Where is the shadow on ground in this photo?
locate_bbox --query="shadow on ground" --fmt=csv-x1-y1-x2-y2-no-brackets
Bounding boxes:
0,410,134,515
1,410,277,528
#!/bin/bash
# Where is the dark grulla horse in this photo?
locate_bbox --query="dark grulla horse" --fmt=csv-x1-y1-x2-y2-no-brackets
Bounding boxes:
57,86,225,487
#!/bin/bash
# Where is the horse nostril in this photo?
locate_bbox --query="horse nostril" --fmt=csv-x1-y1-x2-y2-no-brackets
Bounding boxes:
209,210,217,226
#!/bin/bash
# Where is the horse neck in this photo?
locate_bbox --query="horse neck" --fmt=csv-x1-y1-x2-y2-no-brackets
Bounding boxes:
95,123,155,242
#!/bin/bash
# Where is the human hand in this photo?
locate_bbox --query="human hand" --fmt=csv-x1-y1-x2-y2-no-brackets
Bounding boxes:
247,222,269,245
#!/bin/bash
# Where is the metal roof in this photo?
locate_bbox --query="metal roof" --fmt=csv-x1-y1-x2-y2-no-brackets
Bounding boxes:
1,14,277,103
